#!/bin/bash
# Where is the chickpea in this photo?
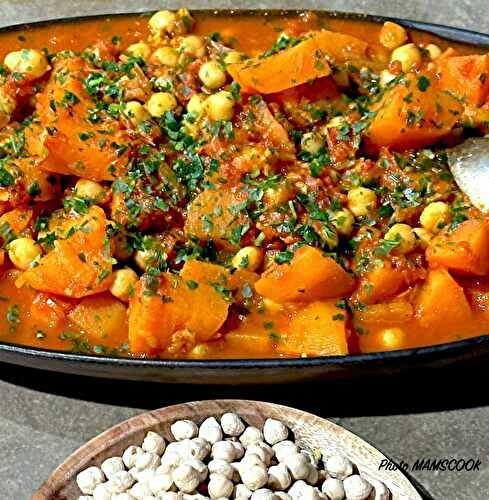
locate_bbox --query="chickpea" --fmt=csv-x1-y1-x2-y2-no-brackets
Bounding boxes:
75,179,106,202
379,21,408,50
425,43,443,60
179,35,206,58
332,208,355,236
110,268,138,302
419,201,450,233
123,101,150,125
379,327,406,350
134,249,154,271
319,224,339,250
384,223,416,254
347,187,377,217
4,49,50,80
413,227,432,248
199,61,227,90
224,51,246,65
146,92,177,117
8,237,41,270
300,132,324,155
126,42,151,60
187,94,205,115
151,47,179,67
379,69,396,87
205,91,234,121
149,10,178,34
391,43,422,72
232,246,262,271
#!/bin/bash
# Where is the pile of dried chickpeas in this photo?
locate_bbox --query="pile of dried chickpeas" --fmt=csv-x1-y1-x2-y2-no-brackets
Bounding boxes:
76,413,390,499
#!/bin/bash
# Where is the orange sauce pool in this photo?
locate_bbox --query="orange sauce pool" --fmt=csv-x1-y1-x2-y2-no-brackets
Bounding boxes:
0,11,486,358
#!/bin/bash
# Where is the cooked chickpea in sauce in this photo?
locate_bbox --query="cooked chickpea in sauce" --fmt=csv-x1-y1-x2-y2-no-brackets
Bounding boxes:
0,10,488,359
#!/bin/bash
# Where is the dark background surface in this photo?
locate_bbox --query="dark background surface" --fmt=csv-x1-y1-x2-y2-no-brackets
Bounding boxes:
0,1,488,499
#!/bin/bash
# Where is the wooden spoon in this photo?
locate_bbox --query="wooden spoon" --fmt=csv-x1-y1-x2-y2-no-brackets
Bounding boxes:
34,400,422,500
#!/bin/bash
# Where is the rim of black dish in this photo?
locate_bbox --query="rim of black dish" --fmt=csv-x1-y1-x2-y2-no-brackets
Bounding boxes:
0,9,488,370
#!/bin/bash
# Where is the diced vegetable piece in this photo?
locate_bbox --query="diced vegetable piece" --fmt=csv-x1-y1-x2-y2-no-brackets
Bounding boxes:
354,300,413,324
278,300,348,356
128,264,231,354
366,71,464,150
184,188,250,247
354,261,406,305
437,55,489,106
225,331,275,356
19,206,112,298
414,268,472,330
180,259,230,285
426,219,489,276
0,208,33,241
255,245,354,303
68,294,128,347
36,57,129,181
228,32,333,93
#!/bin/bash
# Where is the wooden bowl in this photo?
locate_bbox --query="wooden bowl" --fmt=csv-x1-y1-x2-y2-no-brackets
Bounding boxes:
34,400,422,500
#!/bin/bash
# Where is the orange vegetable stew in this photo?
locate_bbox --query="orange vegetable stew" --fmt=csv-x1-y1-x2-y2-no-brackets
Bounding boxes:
0,10,488,359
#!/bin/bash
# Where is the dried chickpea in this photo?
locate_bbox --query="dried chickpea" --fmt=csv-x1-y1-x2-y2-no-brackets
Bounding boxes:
332,209,355,236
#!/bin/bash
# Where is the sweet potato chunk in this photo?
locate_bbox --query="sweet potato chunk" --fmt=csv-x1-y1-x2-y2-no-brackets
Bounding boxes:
184,188,250,247
278,300,348,356
0,208,33,241
36,57,129,181
437,55,489,106
366,71,463,150
255,245,354,303
414,268,472,330
228,30,373,94
426,219,489,276
128,262,231,354
19,206,112,298
354,261,406,305
68,294,128,347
